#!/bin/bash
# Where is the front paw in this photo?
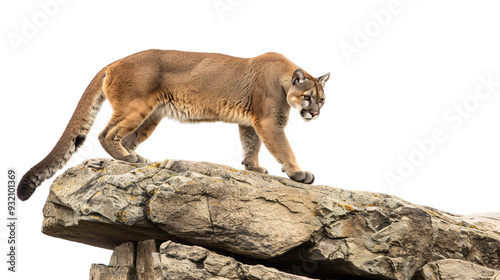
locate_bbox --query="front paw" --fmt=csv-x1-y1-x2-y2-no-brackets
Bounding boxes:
289,171,315,184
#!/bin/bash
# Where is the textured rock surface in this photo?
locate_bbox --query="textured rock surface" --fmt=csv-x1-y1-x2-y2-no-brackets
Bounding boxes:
90,240,163,280
43,158,500,279
159,240,316,280
89,264,135,280
91,240,317,280
415,259,500,280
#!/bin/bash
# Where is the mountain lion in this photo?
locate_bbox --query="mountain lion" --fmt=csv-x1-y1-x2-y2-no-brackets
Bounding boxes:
17,50,330,201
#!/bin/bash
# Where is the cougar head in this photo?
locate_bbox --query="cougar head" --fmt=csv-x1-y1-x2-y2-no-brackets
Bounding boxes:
287,68,330,121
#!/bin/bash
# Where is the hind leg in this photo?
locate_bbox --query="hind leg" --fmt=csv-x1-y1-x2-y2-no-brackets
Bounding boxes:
239,124,268,174
121,109,163,159
99,103,154,163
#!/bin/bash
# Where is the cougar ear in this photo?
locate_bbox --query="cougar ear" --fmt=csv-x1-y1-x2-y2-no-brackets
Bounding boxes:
318,72,330,88
292,68,306,85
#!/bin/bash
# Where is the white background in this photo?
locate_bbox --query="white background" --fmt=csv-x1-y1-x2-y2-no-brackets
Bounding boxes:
1,0,500,279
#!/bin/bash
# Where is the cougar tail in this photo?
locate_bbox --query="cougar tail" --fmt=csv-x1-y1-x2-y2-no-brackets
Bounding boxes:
17,69,107,201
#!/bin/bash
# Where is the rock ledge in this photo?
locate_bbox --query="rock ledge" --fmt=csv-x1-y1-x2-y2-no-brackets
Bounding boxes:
43,158,500,279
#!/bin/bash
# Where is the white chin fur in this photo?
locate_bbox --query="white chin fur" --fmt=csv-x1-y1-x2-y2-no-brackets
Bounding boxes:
301,114,319,122
301,114,313,122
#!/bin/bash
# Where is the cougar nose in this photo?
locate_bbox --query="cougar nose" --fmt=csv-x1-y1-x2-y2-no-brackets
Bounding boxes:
311,112,319,117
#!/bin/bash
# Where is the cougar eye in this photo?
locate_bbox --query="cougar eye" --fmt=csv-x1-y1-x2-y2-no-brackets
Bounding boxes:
304,96,311,101
319,98,325,103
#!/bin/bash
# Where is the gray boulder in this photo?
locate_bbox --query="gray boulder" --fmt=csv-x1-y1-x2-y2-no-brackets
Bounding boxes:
42,158,500,279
